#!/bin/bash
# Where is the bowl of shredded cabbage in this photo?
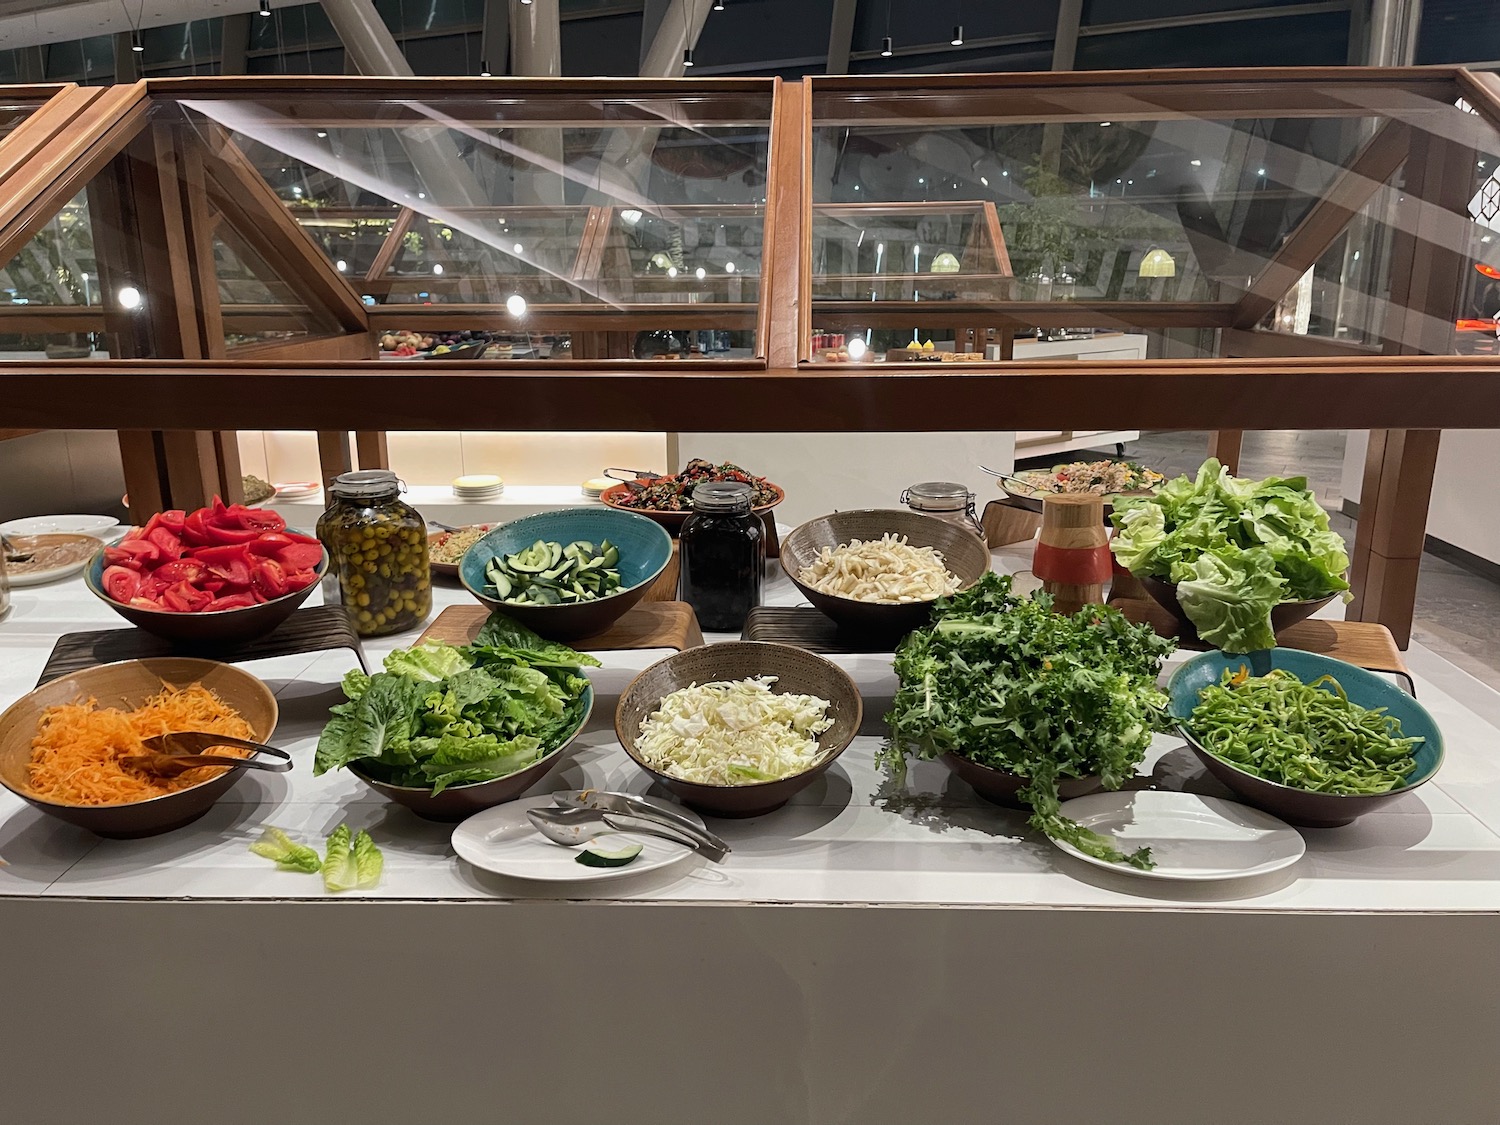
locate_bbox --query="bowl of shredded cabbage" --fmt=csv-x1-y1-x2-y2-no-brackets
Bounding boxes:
615,642,862,816
781,510,990,636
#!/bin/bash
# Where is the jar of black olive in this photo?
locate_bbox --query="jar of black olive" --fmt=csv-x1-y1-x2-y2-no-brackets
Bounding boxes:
317,470,431,637
679,481,764,632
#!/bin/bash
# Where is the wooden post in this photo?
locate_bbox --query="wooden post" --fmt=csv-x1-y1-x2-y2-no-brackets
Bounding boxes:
317,432,355,492
1207,429,1244,474
355,431,390,471
1348,130,1470,646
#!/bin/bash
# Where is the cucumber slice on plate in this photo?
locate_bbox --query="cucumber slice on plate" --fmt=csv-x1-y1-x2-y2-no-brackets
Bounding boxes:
576,842,643,868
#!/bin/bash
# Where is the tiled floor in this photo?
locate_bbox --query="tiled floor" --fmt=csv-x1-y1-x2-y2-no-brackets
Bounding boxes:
1069,430,1500,691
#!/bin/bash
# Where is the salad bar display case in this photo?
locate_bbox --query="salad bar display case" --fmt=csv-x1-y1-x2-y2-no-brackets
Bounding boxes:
0,68,1498,1125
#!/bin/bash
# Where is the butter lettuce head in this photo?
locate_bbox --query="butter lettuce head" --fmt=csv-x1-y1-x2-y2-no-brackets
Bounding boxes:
1109,459,1348,652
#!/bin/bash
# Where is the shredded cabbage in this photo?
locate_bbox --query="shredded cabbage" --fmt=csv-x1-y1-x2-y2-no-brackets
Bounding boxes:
636,676,834,785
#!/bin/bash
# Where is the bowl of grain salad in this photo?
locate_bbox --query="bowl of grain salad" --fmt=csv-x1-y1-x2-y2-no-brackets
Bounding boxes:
427,524,494,580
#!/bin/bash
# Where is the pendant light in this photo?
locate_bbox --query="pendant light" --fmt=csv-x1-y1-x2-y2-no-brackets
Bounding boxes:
683,47,695,67
713,0,725,9
881,36,893,56
951,25,964,46
130,29,144,52
259,0,271,15
479,60,492,77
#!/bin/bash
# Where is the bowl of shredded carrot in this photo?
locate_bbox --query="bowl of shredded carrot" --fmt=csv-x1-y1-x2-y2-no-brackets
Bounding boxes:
0,657,279,837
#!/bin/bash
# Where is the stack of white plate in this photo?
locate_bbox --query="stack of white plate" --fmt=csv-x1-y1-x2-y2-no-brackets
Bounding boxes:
273,481,320,501
581,477,614,500
453,474,504,501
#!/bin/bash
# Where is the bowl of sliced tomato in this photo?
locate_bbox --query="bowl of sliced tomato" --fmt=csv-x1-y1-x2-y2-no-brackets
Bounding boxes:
86,498,329,644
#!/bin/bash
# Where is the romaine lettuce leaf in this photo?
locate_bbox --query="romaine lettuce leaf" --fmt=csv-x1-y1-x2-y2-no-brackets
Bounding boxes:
322,824,382,892
248,826,322,873
383,640,472,681
471,612,602,668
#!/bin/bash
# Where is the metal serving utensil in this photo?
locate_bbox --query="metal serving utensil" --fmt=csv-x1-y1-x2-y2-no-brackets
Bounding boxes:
125,732,294,777
551,789,730,855
1,533,32,563
524,806,728,863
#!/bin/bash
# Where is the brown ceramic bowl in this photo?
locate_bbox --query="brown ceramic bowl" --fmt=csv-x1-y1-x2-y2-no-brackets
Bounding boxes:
599,480,785,532
1139,575,1337,641
939,752,1102,808
615,642,862,817
348,684,594,822
85,543,329,646
780,509,990,637
0,658,279,838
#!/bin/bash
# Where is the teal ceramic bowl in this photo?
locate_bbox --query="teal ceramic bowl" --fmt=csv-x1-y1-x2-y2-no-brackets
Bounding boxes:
1168,649,1444,827
460,508,673,641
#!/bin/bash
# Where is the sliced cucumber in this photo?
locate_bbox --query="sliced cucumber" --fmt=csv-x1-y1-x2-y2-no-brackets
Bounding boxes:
486,536,628,605
576,842,643,868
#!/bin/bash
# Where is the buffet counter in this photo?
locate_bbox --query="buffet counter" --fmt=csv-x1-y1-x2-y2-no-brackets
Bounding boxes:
2,557,1498,1124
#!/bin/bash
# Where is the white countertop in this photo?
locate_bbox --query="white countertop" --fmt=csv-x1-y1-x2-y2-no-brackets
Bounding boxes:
2,549,1499,912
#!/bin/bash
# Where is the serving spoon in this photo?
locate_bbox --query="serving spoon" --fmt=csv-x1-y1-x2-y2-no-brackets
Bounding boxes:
524,806,728,863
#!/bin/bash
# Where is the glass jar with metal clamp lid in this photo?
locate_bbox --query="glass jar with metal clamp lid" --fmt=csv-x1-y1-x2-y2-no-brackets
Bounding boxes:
900,481,985,542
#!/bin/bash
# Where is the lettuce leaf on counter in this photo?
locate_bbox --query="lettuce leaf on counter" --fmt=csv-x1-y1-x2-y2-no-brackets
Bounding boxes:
248,826,322,874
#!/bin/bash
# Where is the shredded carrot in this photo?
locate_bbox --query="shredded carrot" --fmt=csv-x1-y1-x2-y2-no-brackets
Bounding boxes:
27,684,255,806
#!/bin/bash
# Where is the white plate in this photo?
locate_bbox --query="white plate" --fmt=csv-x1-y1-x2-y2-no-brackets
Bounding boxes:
4,533,102,586
452,795,704,883
1050,791,1305,881
2,514,118,538
273,482,320,500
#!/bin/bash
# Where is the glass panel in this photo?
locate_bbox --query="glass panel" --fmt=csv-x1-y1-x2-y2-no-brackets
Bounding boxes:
177,85,775,359
0,192,97,306
214,226,341,349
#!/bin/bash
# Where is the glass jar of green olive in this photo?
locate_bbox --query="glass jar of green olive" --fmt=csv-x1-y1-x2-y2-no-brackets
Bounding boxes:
318,470,431,637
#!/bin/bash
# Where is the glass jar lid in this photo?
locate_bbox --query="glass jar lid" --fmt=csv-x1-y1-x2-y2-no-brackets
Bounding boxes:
904,481,972,512
691,481,753,514
329,469,402,500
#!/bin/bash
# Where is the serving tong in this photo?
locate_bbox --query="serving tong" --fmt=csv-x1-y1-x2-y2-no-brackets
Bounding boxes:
124,732,294,778
1,533,32,564
519,789,731,863
604,467,665,484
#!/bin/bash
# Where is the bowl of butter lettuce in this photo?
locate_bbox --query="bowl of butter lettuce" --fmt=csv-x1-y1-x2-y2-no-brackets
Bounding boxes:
313,614,596,821
1110,458,1349,654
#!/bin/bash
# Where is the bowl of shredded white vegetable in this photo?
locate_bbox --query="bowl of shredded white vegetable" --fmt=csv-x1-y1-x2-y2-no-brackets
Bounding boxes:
615,642,863,816
781,510,990,635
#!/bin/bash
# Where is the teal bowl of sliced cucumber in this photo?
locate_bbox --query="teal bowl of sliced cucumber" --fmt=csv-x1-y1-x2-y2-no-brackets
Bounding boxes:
460,508,674,641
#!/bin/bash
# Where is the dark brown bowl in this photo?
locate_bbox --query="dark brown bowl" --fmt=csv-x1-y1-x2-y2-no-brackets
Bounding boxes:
780,509,990,637
615,642,862,817
428,524,495,582
0,658,279,838
1140,575,1337,641
85,544,329,645
348,685,594,822
939,753,1103,808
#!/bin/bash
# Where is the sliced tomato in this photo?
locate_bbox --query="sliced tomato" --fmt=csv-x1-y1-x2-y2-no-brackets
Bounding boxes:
101,565,143,603
274,542,324,573
128,596,162,610
182,508,214,547
228,504,286,534
157,509,186,532
282,530,322,546
211,494,231,522
251,558,290,601
193,544,254,586
102,545,139,569
153,557,205,585
204,522,260,545
161,581,214,613
146,526,185,560
207,592,258,611
116,538,161,564
247,532,294,556
283,569,318,593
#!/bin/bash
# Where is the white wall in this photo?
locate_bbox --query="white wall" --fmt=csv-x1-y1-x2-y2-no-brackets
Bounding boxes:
0,431,126,522
1343,429,1500,564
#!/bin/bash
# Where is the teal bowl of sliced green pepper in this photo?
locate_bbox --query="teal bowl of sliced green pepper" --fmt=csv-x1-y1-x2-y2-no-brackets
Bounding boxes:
1168,649,1444,828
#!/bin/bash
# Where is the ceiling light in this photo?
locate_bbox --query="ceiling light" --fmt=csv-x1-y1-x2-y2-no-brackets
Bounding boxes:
1482,235,1494,244
520,0,533,5
1001,170,1008,176
1139,248,1176,278
980,176,988,186
259,0,271,15
1099,121,1111,127
479,60,492,77
513,242,523,253
1258,168,1267,176
335,259,348,272
713,0,725,9
695,267,707,280
917,177,925,184
130,30,144,52
316,130,328,138
683,48,694,67
951,25,964,46
668,266,678,277
432,264,443,275
118,286,142,309
506,294,527,316
881,37,893,57
1189,158,1201,166
725,261,736,273
847,337,867,360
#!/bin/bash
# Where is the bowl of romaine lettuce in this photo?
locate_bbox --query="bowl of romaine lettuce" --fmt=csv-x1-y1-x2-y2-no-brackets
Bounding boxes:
1110,459,1349,654
314,614,597,821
